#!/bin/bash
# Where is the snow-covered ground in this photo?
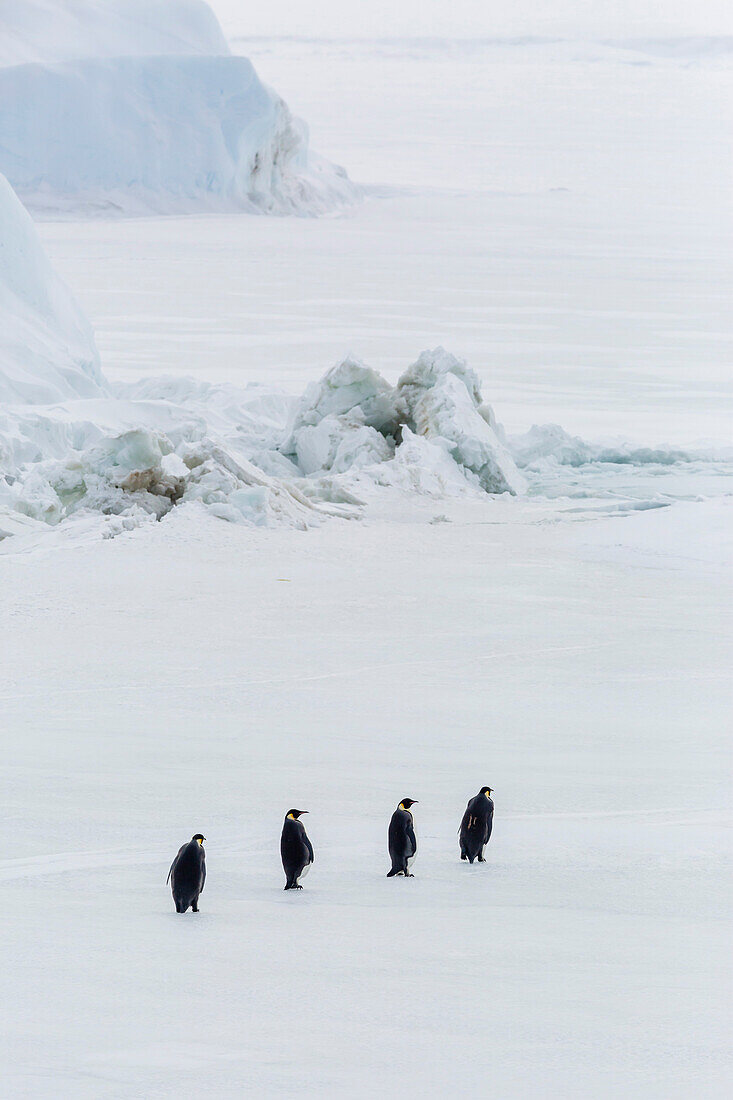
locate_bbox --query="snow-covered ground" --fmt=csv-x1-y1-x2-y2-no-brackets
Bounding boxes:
2,501,730,1098
1,12,732,1099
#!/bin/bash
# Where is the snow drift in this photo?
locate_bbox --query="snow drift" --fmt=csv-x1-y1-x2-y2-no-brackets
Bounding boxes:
0,0,358,215
0,173,104,404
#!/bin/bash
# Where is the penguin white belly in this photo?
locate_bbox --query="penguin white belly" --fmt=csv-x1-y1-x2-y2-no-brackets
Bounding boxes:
298,860,311,882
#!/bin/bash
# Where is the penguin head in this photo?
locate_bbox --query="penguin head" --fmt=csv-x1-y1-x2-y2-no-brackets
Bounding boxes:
286,809,308,820
479,787,494,798
398,798,418,811
192,833,206,845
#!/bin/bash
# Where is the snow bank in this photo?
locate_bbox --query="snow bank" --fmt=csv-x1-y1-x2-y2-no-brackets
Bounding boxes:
0,174,104,404
0,1,358,215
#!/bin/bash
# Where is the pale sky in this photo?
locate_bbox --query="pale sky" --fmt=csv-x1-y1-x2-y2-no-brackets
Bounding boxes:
209,0,733,40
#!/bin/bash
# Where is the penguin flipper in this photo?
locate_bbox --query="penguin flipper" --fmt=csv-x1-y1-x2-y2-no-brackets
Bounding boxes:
407,820,417,857
166,843,186,885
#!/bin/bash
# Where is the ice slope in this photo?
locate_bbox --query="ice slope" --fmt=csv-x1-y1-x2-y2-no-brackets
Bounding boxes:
0,174,103,404
0,1,357,214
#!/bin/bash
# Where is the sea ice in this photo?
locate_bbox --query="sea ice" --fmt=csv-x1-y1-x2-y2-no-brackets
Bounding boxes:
283,356,400,448
395,348,526,495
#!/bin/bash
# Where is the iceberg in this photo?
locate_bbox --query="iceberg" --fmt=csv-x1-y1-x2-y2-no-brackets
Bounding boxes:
0,0,358,216
0,173,104,404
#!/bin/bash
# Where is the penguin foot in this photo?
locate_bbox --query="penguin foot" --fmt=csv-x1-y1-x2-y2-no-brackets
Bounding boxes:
405,873,414,878
192,905,199,912
478,857,486,863
461,853,468,861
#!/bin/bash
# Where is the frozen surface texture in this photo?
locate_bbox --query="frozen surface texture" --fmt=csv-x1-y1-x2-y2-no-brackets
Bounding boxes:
0,174,103,404
0,1,358,215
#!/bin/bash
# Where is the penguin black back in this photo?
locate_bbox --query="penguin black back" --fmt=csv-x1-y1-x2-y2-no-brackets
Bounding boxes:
167,833,206,912
280,810,314,890
387,798,418,877
459,786,494,863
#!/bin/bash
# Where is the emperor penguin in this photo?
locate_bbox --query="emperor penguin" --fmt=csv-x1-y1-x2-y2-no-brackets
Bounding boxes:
167,833,206,912
387,798,418,877
281,809,314,890
459,787,494,863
